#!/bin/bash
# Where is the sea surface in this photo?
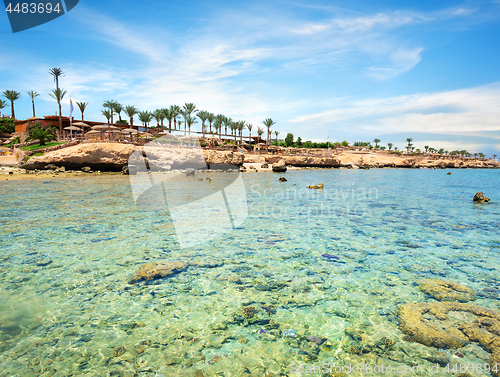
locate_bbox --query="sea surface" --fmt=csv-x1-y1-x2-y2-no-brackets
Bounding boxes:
1,168,500,376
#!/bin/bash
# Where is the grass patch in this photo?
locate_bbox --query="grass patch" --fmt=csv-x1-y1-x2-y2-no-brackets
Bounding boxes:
24,152,44,163
21,142,64,151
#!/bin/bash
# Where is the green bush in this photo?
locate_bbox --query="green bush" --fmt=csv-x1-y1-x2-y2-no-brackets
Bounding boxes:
0,118,14,135
285,133,294,147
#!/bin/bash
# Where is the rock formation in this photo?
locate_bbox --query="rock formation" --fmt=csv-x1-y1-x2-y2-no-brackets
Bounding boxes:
307,183,324,189
473,192,490,203
272,159,287,172
129,261,188,284
398,301,500,376
418,279,475,302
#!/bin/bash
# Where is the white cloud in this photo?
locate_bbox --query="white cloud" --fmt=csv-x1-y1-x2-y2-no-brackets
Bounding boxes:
290,83,500,137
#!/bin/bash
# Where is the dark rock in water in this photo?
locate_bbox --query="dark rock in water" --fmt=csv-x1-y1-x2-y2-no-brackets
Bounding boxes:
473,192,490,203
272,166,287,172
45,164,58,170
321,253,339,260
122,166,129,175
261,163,269,168
278,177,287,182
206,177,212,182
447,172,451,175
129,261,188,284
185,168,195,176
81,166,92,173
308,335,326,345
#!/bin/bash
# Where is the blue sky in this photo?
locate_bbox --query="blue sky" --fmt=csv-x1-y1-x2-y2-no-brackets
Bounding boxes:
1,0,500,155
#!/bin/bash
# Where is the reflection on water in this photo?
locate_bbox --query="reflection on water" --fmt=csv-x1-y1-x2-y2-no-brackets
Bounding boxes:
0,169,499,376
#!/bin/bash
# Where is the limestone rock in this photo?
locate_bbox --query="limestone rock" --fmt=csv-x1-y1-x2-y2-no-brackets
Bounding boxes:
272,159,287,172
307,183,324,189
81,166,92,173
473,192,490,203
129,261,188,284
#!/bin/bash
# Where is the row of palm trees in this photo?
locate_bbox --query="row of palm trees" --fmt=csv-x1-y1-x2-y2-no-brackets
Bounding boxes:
97,100,277,144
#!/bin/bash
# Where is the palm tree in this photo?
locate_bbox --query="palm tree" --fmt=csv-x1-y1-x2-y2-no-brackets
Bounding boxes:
274,130,280,145
49,67,64,90
230,121,237,143
185,115,197,135
424,145,429,154
257,126,264,143
29,127,55,146
2,90,20,120
49,88,66,134
170,105,181,130
494,154,497,160
262,118,275,145
197,110,209,137
113,103,124,124
76,101,89,121
387,142,393,150
238,121,245,144
124,106,138,126
138,111,153,129
373,139,380,149
224,117,232,137
215,114,224,138
103,100,118,124
152,109,165,128
0,99,7,117
181,103,197,135
26,91,39,117
406,138,413,153
207,113,215,133
102,109,112,124
163,108,174,133
246,123,253,144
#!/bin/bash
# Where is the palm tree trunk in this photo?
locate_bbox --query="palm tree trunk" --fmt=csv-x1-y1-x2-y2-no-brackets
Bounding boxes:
32,99,35,117
58,103,62,136
10,101,14,120
168,120,172,133
202,123,205,138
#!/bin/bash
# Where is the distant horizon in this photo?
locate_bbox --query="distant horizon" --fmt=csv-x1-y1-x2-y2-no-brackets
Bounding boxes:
1,0,499,156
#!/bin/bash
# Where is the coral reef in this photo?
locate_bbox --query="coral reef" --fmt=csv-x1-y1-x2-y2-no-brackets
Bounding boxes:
128,261,188,284
398,302,500,376
418,279,476,302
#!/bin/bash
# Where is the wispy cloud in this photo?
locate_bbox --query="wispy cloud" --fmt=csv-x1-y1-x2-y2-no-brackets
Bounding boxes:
290,83,500,137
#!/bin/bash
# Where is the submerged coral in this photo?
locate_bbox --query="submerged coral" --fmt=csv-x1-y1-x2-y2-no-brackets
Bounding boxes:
398,302,500,376
418,279,476,302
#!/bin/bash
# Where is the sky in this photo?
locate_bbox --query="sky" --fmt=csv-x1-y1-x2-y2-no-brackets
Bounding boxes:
1,0,500,155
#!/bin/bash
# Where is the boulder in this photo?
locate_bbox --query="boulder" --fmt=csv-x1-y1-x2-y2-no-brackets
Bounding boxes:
185,168,196,176
129,261,188,284
261,163,269,168
272,159,287,172
122,166,129,175
45,164,58,170
81,166,92,173
278,177,287,182
473,192,490,203
307,183,324,189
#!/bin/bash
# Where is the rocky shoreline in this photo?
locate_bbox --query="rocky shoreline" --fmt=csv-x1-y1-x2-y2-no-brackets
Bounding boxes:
1,143,498,180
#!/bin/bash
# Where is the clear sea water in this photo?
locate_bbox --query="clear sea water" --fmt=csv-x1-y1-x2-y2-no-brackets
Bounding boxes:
1,169,500,376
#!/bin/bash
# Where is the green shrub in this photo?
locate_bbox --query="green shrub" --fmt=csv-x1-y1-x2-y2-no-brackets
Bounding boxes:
0,118,14,135
285,133,294,147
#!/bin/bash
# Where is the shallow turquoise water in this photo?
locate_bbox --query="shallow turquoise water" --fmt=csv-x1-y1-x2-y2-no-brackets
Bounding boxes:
1,169,500,376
